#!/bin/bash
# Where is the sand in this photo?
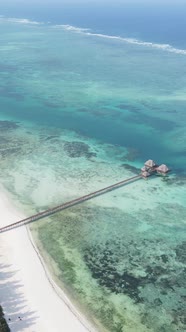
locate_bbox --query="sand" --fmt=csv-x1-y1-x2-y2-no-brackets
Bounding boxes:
0,188,95,332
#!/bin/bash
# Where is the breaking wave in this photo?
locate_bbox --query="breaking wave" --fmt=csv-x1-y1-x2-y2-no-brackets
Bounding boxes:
0,16,42,25
53,24,90,33
58,24,186,56
1,17,186,56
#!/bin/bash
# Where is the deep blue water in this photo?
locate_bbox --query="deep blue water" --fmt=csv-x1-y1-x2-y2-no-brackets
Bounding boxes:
0,2,186,172
1,2,186,48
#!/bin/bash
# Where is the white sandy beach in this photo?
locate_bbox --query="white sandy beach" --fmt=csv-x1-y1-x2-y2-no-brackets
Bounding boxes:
0,188,94,332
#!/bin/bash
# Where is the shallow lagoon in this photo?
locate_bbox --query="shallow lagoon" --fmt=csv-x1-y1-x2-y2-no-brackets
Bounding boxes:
0,19,186,331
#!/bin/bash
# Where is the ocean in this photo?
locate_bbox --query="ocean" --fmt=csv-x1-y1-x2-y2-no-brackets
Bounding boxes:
0,2,186,331
1,2,186,48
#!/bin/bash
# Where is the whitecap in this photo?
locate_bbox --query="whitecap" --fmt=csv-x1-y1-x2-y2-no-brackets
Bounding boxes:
0,17,42,25
58,24,186,56
53,24,90,33
85,32,186,56
1,17,186,55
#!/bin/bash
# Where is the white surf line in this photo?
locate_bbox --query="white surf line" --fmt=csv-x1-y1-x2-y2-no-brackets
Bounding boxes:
56,24,186,56
0,17,42,25
1,17,186,55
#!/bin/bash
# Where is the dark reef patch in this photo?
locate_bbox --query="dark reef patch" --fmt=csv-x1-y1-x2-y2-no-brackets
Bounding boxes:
83,238,186,313
0,86,24,101
0,121,19,131
44,135,59,141
0,147,22,158
130,113,177,131
117,103,139,113
0,137,10,145
0,63,18,73
78,107,122,119
163,175,186,186
120,148,140,161
117,102,177,131
63,141,96,158
84,246,143,301
36,202,186,331
43,101,61,109
175,241,186,264
78,108,89,113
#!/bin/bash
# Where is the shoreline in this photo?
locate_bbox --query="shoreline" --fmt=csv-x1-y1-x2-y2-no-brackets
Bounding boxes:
0,186,96,332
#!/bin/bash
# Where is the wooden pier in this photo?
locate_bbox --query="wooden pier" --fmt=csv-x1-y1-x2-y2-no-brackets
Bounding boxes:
0,174,141,233
0,159,170,233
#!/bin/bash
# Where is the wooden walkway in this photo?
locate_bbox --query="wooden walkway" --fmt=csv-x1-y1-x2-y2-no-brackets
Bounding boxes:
0,174,141,233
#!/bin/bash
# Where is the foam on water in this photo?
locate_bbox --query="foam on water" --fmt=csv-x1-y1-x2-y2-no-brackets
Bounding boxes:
1,16,186,55
0,16,42,25
57,24,186,55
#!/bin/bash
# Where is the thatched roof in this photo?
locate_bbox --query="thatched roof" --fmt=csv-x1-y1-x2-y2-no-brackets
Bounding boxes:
141,166,147,172
156,164,169,173
144,159,156,168
141,171,150,177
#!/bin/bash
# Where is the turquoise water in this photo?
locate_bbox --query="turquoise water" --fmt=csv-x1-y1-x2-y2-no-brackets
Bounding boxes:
0,18,186,332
